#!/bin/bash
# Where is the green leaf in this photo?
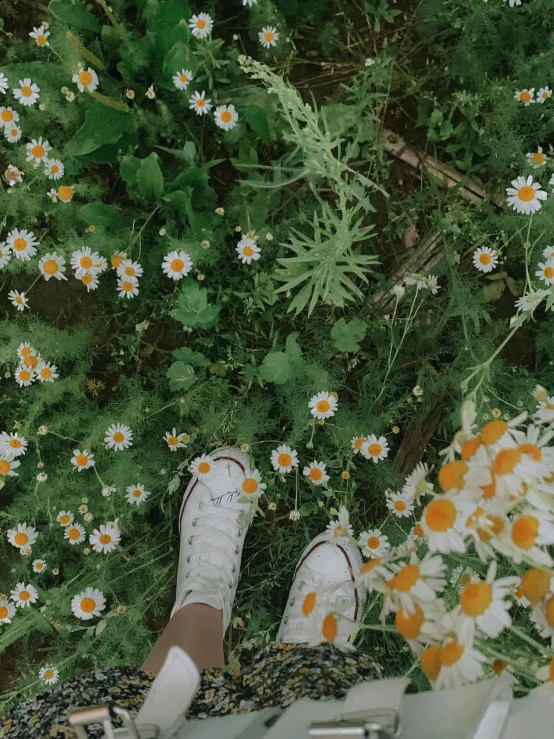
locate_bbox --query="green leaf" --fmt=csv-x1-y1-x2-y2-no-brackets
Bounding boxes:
243,104,271,142
172,346,210,367
77,203,120,228
49,0,101,32
136,153,164,201
150,0,191,58
298,502,318,516
166,361,196,392
174,280,220,329
258,351,293,384
330,317,367,352
120,155,141,195
163,42,197,80
65,102,136,157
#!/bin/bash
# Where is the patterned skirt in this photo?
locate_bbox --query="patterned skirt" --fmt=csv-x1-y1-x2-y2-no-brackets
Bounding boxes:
0,643,381,738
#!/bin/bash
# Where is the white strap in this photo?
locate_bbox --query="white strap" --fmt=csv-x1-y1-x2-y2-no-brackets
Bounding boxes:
343,676,409,716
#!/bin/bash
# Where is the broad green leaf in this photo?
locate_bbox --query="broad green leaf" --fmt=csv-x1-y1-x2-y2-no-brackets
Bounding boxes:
163,42,197,81
258,351,293,385
0,62,67,90
172,346,210,367
150,0,191,57
65,102,136,156
137,153,164,201
330,317,367,352
299,502,318,516
120,155,141,194
243,104,271,141
174,280,220,329
49,0,101,32
170,167,209,192
77,203,120,228
166,361,196,392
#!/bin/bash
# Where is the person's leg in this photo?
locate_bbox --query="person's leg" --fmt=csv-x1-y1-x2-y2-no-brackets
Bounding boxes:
142,603,224,673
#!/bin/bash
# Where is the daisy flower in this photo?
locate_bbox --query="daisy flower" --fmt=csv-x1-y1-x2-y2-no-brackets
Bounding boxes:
387,552,446,613
4,125,22,143
358,557,394,593
0,601,16,623
10,582,38,608
527,146,547,168
117,277,139,299
70,246,100,275
162,250,193,280
515,289,549,313
537,86,552,103
32,559,47,574
502,508,554,566
404,462,431,501
0,432,27,457
358,529,390,558
236,237,261,264
57,185,74,203
164,428,187,451
506,175,547,214
543,245,554,261
0,105,19,123
71,449,95,471
57,510,74,526
26,137,51,165
39,665,59,684
104,423,133,451
308,391,338,420
72,68,99,93
64,522,86,545
450,564,480,592
351,436,367,454
240,469,266,498
0,74,8,94
7,228,38,261
146,85,155,99
360,434,389,463
271,444,299,473
386,492,415,518
420,494,471,554
36,361,58,383
14,366,34,387
189,91,212,115
44,159,64,180
173,69,193,90
214,104,238,131
303,461,330,485
259,27,279,48
514,88,535,105
14,78,40,106
435,635,487,690
117,259,143,280
29,26,50,46
0,454,21,476
47,188,58,202
125,483,151,505
89,523,121,554
189,13,213,38
190,454,214,479
536,396,554,423
473,246,498,273
39,252,67,281
457,561,518,639
326,506,354,540
7,523,37,549
243,0,257,5
79,273,98,291
71,587,106,620
536,261,554,285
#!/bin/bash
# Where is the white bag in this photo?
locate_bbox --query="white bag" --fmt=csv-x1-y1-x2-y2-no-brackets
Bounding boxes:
68,646,554,739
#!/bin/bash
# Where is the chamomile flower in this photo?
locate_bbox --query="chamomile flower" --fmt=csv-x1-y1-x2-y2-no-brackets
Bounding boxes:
146,85,155,99
473,246,498,273
162,250,193,280
56,511,74,526
420,494,471,554
39,665,59,684
7,228,38,261
240,469,266,498
64,523,86,545
32,559,47,574
506,175,547,214
326,506,354,540
10,582,38,608
4,124,22,143
236,237,261,264
189,91,212,115
435,634,487,690
7,523,37,549
8,290,29,311
117,259,143,280
0,601,16,623
110,251,126,269
0,73,8,95
514,88,535,105
117,277,139,299
71,587,106,620
450,564,480,592
44,159,64,180
72,68,99,93
164,428,187,451
359,529,390,558
125,483,151,505
259,27,279,48
104,423,133,451
17,342,34,361
387,552,446,613
14,366,34,387
39,252,67,281
214,104,238,131
190,454,214,479
71,247,98,275
189,13,213,38
404,462,431,502
14,78,40,106
0,432,27,457
271,444,299,473
387,492,415,518
57,185,74,203
303,461,329,485
536,396,554,423
173,69,193,90
29,26,50,46
308,391,338,420
515,289,549,314
536,261,554,285
527,146,547,168
243,0,257,5
89,523,121,554
360,434,389,463
537,86,552,103
47,188,58,202
26,137,51,164
351,436,368,454
457,561,518,639
71,449,95,471
502,508,554,566
0,106,18,125
34,361,56,383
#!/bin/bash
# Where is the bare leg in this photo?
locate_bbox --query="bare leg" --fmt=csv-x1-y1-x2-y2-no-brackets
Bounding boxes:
141,603,225,674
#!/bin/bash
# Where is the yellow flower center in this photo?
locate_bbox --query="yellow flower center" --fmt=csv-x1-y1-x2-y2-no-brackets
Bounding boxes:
132,488,142,498
511,515,539,549
544,266,554,280
420,645,441,682
479,253,491,265
21,85,33,97
366,536,381,549
460,581,492,616
43,259,58,275
196,18,206,28
521,568,551,604
395,603,424,640
168,436,178,445
50,164,60,173
9,439,21,448
440,640,464,667
394,500,407,512
18,370,31,382
0,460,10,473
264,31,274,42
242,478,258,494
24,355,38,368
302,592,316,616
37,34,47,45
316,399,330,413
0,606,8,619
79,255,93,269
76,454,89,467
460,436,481,460
0,109,13,122
220,110,232,123
14,532,29,546
59,514,70,525
13,237,27,251
79,70,93,85
518,185,535,202
322,613,337,643
520,91,531,102
32,144,45,158
481,420,508,444
35,562,44,570
43,669,54,680
391,564,420,592
533,152,545,165
19,590,30,601
99,534,112,545
179,74,189,83
197,98,205,107
367,443,382,457
354,437,364,451
122,281,134,292
277,453,292,467
82,273,93,285
242,246,254,257
68,527,81,540
424,498,457,532
124,266,136,276
438,460,467,491
197,461,211,474
360,558,381,575
58,186,73,201
171,258,184,271
492,659,507,675
111,254,124,268
112,431,125,443
309,467,323,481
80,597,96,613
491,448,521,476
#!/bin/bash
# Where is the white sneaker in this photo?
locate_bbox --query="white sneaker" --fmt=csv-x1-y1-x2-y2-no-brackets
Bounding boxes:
276,532,366,648
172,447,252,631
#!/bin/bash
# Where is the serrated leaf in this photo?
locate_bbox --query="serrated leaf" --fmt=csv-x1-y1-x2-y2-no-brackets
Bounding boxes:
173,280,220,329
65,102,135,157
166,361,195,392
258,351,292,384
331,317,367,352
172,346,210,367
163,42,197,81
49,0,101,32
137,153,164,201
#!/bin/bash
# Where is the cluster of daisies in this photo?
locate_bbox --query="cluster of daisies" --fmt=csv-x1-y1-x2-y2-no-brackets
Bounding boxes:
304,397,554,693
13,342,58,388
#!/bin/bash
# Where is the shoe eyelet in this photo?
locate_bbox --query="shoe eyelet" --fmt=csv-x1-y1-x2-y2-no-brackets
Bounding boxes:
197,501,204,510
284,616,289,625
232,564,237,573
186,555,191,563
228,582,233,590
290,598,296,607
235,545,240,555
297,581,305,592
237,528,243,537
188,536,193,545
338,596,348,605
192,518,197,527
